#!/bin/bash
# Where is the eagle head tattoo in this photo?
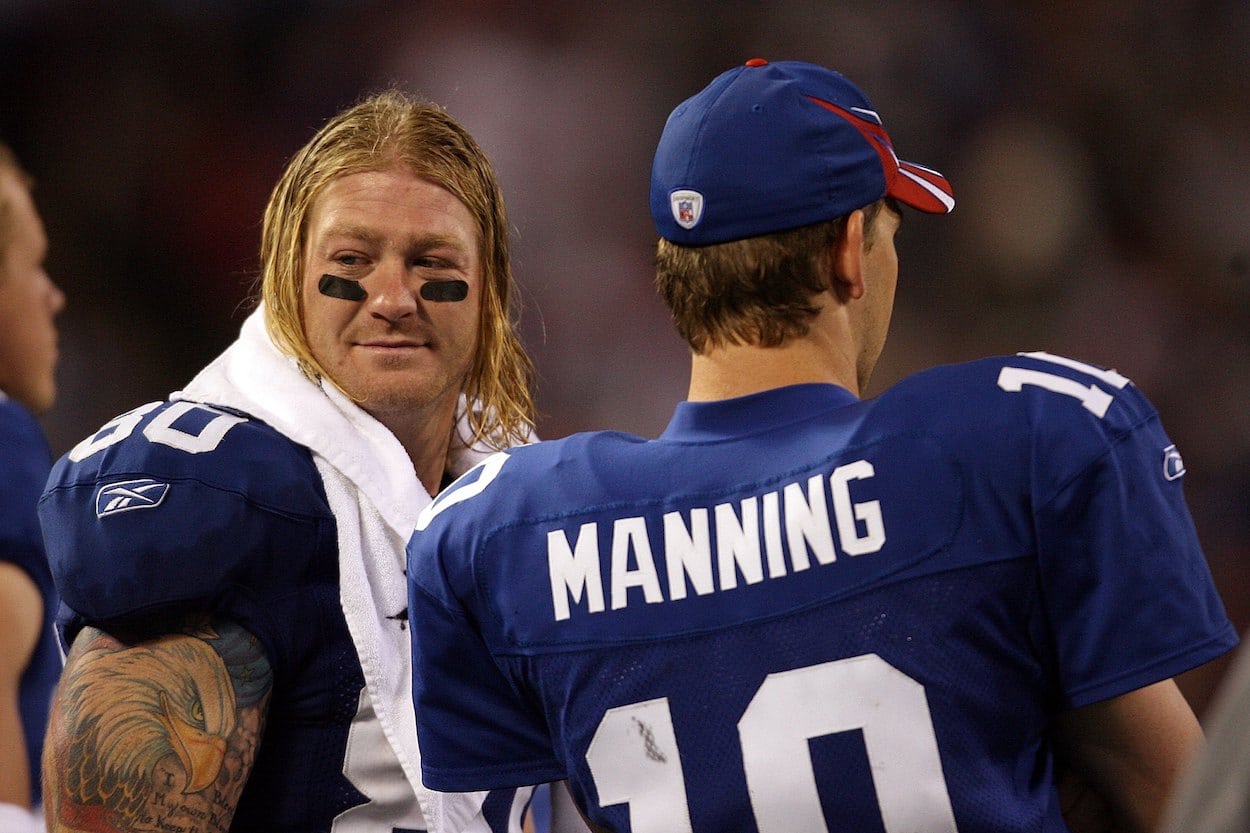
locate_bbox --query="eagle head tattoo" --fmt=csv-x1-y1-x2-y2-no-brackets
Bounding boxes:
59,636,238,814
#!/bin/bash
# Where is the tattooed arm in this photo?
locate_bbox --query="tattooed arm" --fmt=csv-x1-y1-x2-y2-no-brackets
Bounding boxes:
42,617,273,833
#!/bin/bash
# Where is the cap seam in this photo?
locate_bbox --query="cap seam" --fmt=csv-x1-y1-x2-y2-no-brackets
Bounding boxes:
679,67,747,191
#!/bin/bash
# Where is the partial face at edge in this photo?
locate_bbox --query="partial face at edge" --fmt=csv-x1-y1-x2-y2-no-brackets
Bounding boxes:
0,169,64,413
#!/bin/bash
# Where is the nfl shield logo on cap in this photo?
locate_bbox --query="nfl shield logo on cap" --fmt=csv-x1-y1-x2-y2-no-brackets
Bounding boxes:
650,58,954,245
671,189,704,230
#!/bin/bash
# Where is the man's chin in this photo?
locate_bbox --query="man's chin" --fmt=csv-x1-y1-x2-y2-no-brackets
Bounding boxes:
349,381,460,421
322,359,467,418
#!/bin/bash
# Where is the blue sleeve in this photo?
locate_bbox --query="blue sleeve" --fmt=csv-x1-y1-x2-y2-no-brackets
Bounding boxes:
0,399,53,588
407,486,564,791
38,400,338,676
1024,373,1237,708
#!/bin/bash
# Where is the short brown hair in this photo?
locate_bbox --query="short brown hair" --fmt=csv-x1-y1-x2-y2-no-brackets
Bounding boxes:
258,89,534,450
656,200,885,353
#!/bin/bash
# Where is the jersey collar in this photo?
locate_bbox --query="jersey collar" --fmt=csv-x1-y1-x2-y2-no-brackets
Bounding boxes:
660,383,859,443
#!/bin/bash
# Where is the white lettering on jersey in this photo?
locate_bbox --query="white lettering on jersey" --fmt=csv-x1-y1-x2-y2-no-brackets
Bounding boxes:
68,401,247,462
416,451,510,531
997,352,1133,419
611,517,665,610
548,459,886,621
762,491,785,578
548,523,607,621
1018,351,1130,389
784,474,836,569
716,497,762,591
663,508,712,601
831,460,885,555
68,402,162,462
143,401,247,454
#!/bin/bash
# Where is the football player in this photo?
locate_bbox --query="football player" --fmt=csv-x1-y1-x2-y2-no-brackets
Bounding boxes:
407,60,1237,833
39,91,537,832
0,140,65,833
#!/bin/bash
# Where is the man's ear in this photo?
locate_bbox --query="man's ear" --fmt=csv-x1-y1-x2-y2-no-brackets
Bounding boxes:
832,209,866,301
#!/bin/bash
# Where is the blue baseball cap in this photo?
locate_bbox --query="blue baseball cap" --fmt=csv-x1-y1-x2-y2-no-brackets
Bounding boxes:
651,58,955,246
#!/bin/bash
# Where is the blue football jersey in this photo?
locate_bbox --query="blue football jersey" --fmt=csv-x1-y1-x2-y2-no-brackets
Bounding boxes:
0,395,61,808
408,353,1237,833
40,398,521,832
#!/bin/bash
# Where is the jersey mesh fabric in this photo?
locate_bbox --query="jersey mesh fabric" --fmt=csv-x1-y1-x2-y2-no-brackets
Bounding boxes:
506,559,1067,832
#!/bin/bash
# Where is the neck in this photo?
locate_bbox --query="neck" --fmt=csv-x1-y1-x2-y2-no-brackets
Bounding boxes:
687,312,863,402
371,402,457,497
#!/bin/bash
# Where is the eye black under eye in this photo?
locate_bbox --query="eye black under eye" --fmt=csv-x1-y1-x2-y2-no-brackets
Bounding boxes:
319,274,367,301
420,280,469,302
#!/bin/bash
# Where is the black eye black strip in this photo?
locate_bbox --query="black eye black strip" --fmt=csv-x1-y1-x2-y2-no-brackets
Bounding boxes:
318,274,367,301
318,274,468,303
420,280,469,302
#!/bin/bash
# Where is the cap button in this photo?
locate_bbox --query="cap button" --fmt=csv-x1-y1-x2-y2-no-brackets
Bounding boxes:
744,58,768,67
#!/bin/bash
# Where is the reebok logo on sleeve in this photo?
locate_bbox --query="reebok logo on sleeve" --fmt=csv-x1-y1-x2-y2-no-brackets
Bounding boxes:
95,478,171,517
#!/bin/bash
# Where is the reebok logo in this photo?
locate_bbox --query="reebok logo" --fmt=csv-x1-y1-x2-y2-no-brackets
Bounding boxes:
96,478,171,518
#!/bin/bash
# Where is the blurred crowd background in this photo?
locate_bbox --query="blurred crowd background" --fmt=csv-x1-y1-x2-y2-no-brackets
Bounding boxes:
2,0,1247,713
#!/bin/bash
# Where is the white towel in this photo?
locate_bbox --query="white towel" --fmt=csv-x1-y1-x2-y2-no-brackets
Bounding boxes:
177,305,502,831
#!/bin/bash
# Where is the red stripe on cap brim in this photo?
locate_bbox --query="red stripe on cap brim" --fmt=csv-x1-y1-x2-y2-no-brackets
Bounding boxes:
891,161,955,214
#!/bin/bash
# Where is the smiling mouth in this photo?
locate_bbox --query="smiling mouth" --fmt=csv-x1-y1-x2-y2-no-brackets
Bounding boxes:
357,339,425,350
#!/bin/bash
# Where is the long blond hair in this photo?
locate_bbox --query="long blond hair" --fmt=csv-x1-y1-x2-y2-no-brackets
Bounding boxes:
259,90,534,449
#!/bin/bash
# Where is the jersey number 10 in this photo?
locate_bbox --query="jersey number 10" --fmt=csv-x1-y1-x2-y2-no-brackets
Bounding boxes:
587,653,959,833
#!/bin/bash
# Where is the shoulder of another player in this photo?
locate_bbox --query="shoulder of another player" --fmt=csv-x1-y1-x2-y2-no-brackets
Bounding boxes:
411,438,597,578
874,354,1175,500
0,395,41,439
421,431,638,529
0,398,50,495
892,352,1157,436
501,430,645,487
46,399,323,502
